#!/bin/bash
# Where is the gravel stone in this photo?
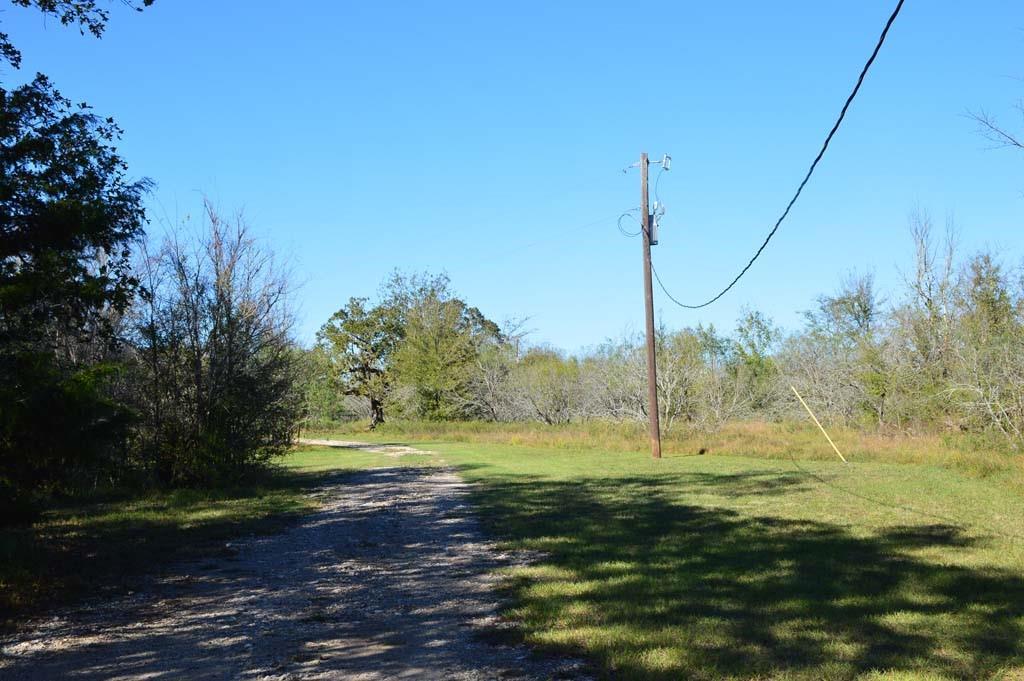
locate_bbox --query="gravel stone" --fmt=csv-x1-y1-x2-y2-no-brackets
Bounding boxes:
0,444,590,680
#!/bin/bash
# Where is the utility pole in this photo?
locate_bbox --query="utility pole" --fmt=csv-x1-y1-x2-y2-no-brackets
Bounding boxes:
639,152,662,459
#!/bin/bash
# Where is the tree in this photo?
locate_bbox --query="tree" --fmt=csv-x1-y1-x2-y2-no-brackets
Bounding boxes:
731,308,779,413
392,292,502,420
970,106,1024,155
510,348,581,425
1,75,149,345
131,203,302,483
317,297,402,429
317,271,507,426
299,345,372,427
0,73,149,514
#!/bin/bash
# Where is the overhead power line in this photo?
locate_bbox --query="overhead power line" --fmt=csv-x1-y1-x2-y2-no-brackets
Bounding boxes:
655,0,906,310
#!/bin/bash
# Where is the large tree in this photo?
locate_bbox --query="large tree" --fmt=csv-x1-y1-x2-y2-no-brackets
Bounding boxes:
317,271,504,427
393,293,502,420
0,1,151,513
0,74,150,509
0,74,149,349
317,297,403,429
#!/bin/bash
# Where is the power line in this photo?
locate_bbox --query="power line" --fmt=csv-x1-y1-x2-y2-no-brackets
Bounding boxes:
653,165,666,207
618,209,642,237
655,0,906,310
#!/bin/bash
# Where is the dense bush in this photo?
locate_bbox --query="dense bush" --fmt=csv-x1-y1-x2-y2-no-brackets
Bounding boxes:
129,203,303,484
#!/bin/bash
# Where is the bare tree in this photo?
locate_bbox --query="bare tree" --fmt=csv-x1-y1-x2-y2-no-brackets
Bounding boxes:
969,105,1024,152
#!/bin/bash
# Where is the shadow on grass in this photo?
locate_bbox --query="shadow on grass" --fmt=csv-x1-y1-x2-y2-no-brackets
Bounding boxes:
0,466,355,632
463,467,1024,680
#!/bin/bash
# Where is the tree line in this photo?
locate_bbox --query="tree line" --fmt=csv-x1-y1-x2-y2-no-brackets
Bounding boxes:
307,215,1024,448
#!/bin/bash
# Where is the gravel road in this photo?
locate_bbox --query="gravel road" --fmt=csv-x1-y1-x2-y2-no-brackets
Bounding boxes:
0,443,588,680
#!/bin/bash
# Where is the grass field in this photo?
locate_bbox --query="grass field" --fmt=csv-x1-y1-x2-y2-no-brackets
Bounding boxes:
306,419,1024,490
0,446,419,631
435,442,1024,680
309,425,1024,680
5,433,1023,679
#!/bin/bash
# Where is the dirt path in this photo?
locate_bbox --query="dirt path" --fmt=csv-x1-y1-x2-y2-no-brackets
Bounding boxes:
0,443,588,680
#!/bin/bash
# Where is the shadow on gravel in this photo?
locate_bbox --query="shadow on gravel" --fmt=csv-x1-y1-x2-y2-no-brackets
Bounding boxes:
0,467,587,681
0,470,330,634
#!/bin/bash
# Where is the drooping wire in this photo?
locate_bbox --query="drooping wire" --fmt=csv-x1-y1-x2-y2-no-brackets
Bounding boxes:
617,209,642,237
654,0,906,310
651,263,693,307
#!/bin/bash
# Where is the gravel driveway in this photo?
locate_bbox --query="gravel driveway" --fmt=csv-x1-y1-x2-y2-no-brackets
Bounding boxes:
0,443,588,680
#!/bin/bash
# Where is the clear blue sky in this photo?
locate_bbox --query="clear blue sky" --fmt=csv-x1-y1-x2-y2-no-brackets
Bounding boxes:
7,1,1023,351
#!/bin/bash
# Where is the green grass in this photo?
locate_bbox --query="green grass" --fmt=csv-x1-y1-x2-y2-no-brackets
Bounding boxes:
307,419,1024,492
0,446,412,630
6,433,1023,679
409,439,1024,680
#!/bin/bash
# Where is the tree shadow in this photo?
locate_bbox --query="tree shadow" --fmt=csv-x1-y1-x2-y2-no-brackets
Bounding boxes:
463,468,1024,680
3,464,1022,680
0,467,586,680
0,465,365,631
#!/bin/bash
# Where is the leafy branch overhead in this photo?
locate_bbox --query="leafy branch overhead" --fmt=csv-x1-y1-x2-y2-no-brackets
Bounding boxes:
1,0,155,68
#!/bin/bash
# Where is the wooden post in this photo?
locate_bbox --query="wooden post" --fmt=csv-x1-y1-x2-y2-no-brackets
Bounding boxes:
640,153,662,459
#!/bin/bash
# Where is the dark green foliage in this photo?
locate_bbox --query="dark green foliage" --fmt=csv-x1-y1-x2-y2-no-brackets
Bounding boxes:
0,75,149,341
0,74,148,518
317,297,403,428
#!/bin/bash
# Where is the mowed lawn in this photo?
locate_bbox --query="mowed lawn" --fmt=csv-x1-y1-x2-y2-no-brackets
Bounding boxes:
411,441,1024,681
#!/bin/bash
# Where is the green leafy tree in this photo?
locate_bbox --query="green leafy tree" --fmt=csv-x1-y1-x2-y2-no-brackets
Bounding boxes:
731,308,779,412
392,293,501,420
317,298,403,429
0,0,154,518
0,73,149,514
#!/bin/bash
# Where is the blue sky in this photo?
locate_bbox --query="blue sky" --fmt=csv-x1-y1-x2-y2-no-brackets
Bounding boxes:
6,1,1023,351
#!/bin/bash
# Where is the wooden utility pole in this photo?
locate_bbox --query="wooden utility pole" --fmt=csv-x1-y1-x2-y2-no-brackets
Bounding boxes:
639,153,662,459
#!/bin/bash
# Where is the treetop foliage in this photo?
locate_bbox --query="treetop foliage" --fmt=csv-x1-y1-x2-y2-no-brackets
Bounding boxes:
316,270,504,427
0,74,150,349
2,0,155,68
